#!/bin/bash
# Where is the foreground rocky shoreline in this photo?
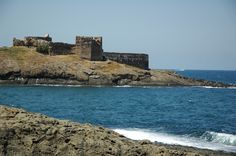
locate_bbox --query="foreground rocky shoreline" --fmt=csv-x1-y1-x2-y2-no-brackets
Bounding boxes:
0,105,235,156
0,47,234,88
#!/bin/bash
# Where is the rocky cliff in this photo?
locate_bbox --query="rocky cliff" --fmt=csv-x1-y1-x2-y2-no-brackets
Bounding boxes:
0,105,234,156
0,47,233,87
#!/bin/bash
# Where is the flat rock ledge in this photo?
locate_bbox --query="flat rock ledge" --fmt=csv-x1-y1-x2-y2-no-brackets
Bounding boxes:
0,105,234,156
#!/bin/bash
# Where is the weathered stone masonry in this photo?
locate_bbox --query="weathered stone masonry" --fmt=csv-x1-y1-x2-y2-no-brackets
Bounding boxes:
13,36,76,55
75,36,103,61
13,36,52,47
13,35,149,70
104,52,149,70
50,42,75,55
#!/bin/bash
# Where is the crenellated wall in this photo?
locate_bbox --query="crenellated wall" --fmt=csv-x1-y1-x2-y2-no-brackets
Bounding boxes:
104,52,149,70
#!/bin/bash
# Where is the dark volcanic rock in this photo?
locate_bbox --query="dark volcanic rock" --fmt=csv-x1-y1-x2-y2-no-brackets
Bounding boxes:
0,105,234,156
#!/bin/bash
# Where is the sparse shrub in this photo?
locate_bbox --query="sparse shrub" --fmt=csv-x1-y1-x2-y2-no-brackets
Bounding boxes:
36,42,49,54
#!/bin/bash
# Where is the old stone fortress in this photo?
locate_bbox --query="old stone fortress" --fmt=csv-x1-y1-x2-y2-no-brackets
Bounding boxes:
13,34,149,70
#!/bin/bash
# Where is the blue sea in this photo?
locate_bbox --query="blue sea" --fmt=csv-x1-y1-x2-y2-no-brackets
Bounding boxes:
0,70,236,152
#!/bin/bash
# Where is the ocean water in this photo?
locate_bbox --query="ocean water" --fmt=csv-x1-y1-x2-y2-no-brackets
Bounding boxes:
0,70,236,152
177,70,236,84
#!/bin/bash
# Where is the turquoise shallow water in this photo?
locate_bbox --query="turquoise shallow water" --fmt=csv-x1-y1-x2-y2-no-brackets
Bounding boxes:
0,70,236,152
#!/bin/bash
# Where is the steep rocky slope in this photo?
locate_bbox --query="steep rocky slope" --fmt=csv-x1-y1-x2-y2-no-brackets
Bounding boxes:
0,105,234,156
0,47,232,87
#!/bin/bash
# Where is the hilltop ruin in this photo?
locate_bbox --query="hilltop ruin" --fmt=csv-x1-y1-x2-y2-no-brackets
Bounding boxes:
13,35,149,69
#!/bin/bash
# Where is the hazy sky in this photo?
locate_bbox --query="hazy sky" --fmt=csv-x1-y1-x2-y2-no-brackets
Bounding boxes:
1,0,236,70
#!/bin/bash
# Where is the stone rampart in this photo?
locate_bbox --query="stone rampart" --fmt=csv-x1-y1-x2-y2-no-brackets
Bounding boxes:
75,36,103,61
104,52,149,70
12,35,149,70
13,36,52,47
25,36,52,42
50,42,75,55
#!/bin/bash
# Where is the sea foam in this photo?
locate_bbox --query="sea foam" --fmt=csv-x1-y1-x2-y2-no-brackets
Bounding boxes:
113,128,236,153
194,86,236,89
34,84,82,87
201,131,236,146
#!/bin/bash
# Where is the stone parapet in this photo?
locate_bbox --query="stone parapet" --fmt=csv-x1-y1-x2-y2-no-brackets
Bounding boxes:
50,42,75,55
104,52,149,70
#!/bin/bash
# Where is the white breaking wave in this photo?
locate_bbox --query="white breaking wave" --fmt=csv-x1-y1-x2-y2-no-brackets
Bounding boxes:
34,84,108,87
114,85,132,88
228,86,236,89
195,86,236,89
201,86,223,89
201,131,236,146
113,128,236,153
34,84,82,87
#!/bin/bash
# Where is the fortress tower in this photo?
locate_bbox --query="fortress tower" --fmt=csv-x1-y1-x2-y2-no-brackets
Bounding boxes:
13,35,149,69
75,36,103,61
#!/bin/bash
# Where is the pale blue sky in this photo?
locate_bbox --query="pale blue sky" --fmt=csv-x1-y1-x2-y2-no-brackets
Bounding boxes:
1,0,236,70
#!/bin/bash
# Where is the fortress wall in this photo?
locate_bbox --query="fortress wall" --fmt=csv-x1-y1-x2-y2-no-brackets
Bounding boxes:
75,36,103,61
13,38,25,46
76,45,92,60
50,42,75,55
13,36,52,47
104,52,149,70
75,37,92,60
25,36,52,42
91,41,103,61
12,35,149,69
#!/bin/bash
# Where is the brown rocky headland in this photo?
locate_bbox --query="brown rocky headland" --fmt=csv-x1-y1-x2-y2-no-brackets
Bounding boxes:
0,47,234,87
0,104,235,156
